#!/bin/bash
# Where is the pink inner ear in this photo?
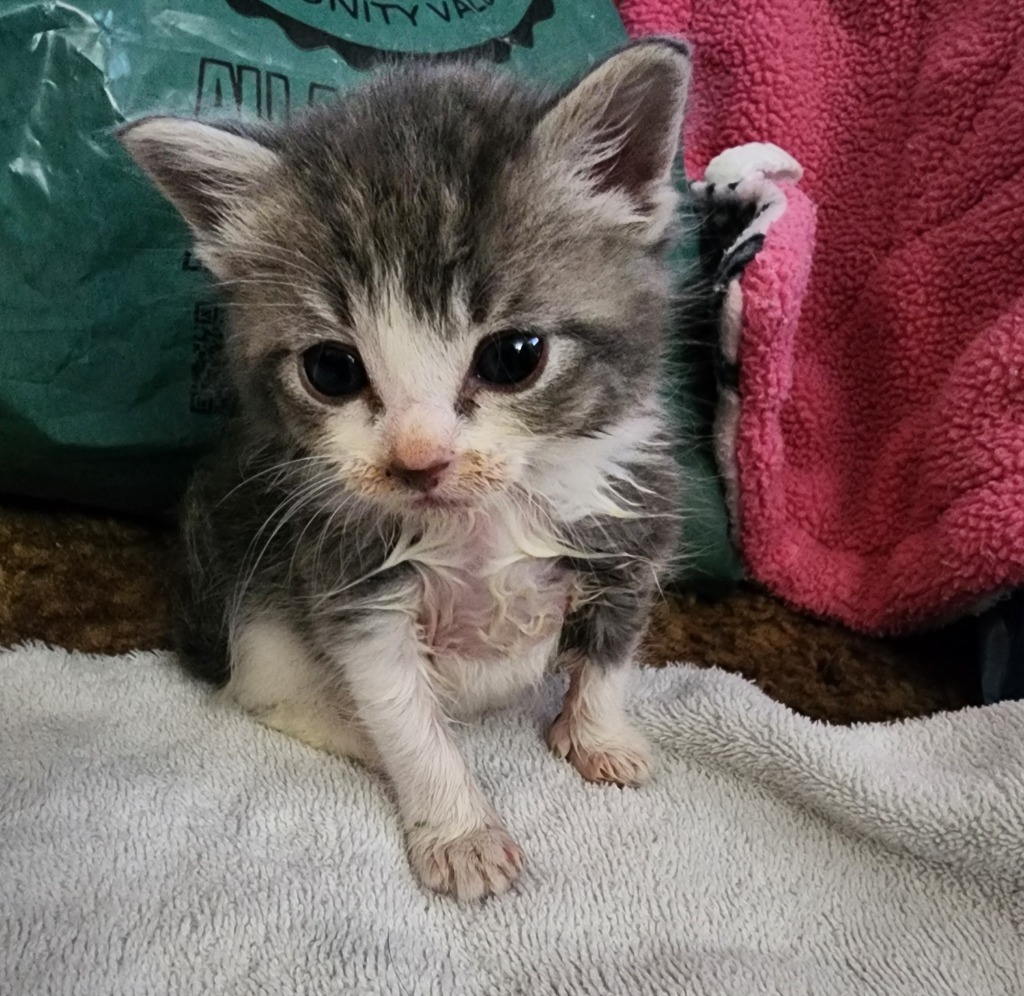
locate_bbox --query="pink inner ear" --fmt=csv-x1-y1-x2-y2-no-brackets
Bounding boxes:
588,79,680,205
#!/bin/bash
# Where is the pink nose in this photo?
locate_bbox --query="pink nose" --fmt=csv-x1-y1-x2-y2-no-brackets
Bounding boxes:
388,458,451,493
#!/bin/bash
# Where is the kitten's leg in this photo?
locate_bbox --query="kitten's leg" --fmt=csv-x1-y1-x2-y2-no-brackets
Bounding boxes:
548,463,676,787
331,610,522,902
547,651,652,787
227,616,380,767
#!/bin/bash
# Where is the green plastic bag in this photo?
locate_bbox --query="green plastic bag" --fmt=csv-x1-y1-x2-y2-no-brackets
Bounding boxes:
0,1,741,588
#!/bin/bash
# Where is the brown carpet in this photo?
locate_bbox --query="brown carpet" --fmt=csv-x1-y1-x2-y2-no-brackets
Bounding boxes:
0,500,979,724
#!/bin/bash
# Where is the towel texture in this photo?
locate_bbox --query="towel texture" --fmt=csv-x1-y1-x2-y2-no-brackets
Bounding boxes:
621,0,1024,632
2,645,1022,994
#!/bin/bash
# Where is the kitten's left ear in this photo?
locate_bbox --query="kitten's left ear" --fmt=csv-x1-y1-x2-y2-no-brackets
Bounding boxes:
535,38,692,240
117,116,280,274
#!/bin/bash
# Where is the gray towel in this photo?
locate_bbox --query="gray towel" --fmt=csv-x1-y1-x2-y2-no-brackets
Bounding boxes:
2,646,1022,995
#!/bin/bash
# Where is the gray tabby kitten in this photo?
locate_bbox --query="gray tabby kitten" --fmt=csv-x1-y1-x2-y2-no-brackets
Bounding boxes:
119,38,691,901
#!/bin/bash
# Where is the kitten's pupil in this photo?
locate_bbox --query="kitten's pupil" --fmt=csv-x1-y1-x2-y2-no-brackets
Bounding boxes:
475,332,545,388
302,343,368,400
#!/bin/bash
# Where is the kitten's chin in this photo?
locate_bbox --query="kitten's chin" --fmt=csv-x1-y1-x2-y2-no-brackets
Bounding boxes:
408,493,476,514
363,481,508,519
359,489,485,520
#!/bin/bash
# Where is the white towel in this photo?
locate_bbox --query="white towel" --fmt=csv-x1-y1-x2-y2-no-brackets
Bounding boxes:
2,645,1022,995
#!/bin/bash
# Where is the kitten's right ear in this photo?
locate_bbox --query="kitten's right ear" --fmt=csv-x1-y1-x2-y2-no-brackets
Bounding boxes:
117,117,279,240
535,38,692,241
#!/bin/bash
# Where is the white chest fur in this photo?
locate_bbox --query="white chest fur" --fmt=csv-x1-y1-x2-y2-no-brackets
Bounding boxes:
394,504,576,714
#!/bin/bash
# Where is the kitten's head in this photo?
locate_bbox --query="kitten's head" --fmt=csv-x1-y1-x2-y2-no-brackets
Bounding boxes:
120,40,690,518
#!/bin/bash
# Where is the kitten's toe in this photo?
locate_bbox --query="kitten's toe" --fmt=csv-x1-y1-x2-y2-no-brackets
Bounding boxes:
573,742,651,787
408,824,523,901
547,712,652,788
546,709,575,760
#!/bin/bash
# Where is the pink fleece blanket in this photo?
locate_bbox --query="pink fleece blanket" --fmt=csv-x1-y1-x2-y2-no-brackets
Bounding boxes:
621,0,1024,632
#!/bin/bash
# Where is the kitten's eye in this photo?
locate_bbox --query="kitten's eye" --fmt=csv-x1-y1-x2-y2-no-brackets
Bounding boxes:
474,332,545,389
301,343,368,399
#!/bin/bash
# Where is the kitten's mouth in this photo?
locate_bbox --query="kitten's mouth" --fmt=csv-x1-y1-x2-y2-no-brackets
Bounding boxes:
410,493,473,512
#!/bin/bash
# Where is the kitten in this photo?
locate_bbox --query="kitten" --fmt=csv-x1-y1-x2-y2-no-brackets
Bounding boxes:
118,38,691,901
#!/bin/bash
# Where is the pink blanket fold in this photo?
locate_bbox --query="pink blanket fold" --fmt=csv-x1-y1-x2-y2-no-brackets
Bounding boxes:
621,0,1024,633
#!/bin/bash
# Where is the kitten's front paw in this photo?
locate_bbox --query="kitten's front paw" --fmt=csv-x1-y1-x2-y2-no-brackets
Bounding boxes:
408,824,523,901
547,712,652,787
